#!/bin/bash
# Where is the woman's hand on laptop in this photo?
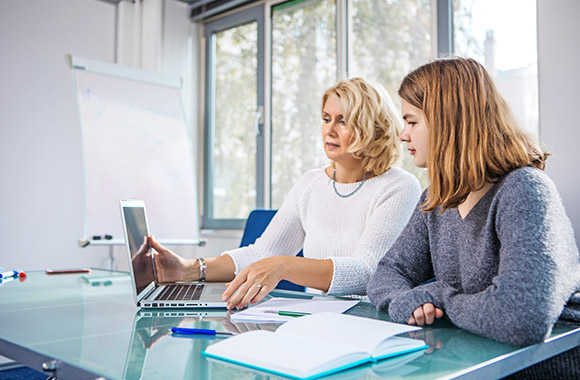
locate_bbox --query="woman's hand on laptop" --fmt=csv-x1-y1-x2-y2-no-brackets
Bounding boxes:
222,256,289,310
150,236,197,283
132,237,156,288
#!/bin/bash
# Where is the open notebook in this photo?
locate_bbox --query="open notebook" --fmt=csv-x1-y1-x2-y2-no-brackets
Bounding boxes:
203,312,428,380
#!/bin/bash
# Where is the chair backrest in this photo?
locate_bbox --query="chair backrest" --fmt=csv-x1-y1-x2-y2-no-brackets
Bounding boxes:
239,209,277,248
240,209,305,292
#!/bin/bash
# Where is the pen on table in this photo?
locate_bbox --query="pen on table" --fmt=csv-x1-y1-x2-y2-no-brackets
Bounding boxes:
0,271,19,279
171,327,234,337
261,310,311,317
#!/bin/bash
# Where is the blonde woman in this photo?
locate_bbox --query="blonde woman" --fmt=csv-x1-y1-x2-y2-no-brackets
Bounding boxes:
152,77,421,309
367,58,580,377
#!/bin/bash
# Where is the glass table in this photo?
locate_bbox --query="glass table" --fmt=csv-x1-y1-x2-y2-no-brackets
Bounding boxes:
0,269,578,379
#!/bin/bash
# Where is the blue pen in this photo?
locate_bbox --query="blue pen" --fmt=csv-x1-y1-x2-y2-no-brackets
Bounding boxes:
171,327,234,336
0,271,18,279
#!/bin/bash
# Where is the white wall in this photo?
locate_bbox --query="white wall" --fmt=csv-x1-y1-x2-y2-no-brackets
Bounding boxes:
0,0,116,271
537,0,580,244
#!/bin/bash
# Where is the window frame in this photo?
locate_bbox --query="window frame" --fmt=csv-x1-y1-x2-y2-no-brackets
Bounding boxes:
203,4,266,229
202,0,453,229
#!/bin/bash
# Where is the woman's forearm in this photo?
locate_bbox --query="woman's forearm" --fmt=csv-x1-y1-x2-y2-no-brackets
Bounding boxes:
181,254,236,282
205,254,236,282
283,256,334,292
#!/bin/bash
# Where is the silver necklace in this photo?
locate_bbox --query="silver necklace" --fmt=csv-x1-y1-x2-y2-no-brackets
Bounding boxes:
332,169,370,198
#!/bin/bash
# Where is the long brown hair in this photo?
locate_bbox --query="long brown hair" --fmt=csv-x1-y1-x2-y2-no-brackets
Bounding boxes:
398,57,548,212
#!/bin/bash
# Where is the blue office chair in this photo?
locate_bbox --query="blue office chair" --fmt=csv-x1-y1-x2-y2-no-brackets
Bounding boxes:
240,209,305,292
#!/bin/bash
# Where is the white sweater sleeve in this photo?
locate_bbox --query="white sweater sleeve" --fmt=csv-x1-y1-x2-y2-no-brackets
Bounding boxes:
327,172,421,295
223,173,311,274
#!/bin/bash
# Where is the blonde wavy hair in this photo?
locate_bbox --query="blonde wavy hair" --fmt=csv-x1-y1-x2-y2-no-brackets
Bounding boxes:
322,77,402,176
398,57,548,212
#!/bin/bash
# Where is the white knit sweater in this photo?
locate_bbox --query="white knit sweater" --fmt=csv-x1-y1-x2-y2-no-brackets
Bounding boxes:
224,167,421,295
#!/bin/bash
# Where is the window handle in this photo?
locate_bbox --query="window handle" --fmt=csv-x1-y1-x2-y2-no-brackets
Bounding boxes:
255,105,264,136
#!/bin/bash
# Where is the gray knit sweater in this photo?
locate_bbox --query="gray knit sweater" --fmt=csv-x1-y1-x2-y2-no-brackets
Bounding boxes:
367,166,580,347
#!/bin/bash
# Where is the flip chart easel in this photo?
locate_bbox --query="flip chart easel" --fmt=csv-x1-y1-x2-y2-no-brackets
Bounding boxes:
67,55,202,268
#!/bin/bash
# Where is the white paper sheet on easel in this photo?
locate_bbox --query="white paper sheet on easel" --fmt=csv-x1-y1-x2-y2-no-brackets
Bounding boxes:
229,298,359,324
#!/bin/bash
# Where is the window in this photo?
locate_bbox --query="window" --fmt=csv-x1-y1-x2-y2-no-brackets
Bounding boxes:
454,0,538,136
203,6,265,229
349,0,433,188
270,0,337,208
203,0,531,228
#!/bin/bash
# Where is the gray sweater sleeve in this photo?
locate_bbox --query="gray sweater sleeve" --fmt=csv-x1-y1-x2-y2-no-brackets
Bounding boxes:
367,193,436,318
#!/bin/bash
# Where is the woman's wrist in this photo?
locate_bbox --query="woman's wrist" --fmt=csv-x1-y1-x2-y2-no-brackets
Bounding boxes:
279,256,292,280
183,258,200,282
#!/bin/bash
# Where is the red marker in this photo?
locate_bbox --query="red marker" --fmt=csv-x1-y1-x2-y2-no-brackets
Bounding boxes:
18,272,26,278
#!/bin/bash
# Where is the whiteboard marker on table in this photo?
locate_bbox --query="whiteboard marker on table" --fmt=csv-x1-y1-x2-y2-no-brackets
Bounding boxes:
0,271,18,279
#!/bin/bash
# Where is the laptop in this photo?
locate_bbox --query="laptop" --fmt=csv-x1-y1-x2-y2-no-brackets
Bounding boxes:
120,199,228,308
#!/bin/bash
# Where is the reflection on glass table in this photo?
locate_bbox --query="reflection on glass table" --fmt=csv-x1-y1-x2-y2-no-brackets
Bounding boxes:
0,270,578,380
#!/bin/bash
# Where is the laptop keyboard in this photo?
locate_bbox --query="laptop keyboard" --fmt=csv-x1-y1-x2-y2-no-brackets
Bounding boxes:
154,284,204,301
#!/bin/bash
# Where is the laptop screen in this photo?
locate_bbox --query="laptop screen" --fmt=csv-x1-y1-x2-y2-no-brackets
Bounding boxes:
121,201,156,296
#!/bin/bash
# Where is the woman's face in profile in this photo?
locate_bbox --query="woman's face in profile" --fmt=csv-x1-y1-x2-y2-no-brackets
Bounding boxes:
321,96,354,164
400,99,429,168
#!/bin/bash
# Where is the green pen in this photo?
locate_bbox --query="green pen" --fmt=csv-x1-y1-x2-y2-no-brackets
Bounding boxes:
262,310,311,317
